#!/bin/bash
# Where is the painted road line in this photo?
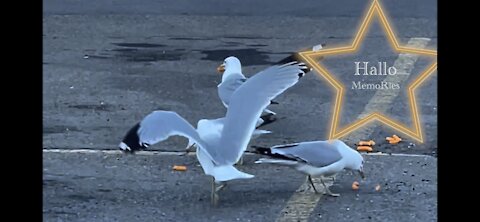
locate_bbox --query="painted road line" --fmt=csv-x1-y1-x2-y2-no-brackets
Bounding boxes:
43,149,193,156
276,177,334,222
42,149,432,158
275,37,431,222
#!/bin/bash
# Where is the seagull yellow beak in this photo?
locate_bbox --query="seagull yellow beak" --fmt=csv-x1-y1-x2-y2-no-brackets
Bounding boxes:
217,64,225,74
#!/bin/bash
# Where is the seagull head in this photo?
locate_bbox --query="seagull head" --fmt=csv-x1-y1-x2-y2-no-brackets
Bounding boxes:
357,159,365,180
351,153,365,180
336,140,366,179
217,56,242,80
118,122,148,153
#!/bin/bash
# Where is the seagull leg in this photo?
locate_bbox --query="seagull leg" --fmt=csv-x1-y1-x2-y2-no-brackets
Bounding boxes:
320,177,340,197
304,175,310,185
216,182,227,192
298,176,309,192
211,177,219,206
181,146,194,156
308,175,320,194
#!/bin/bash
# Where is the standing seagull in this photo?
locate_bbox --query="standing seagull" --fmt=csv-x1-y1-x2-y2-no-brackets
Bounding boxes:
216,56,277,115
254,139,365,196
216,44,324,116
119,61,307,206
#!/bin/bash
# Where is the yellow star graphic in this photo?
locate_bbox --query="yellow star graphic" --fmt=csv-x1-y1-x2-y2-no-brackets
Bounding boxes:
297,0,436,143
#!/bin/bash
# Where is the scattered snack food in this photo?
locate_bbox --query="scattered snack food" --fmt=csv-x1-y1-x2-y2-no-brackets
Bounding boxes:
386,134,402,144
172,165,187,171
375,184,381,191
352,181,360,190
357,146,373,152
389,140,399,144
358,140,375,146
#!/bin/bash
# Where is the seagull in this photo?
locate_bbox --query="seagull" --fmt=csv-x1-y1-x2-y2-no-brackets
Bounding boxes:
183,116,273,155
215,44,324,116
182,113,277,166
208,45,324,164
253,139,365,197
119,61,307,206
217,56,278,115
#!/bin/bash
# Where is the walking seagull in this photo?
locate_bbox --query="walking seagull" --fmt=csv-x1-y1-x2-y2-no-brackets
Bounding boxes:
254,139,365,196
119,61,307,206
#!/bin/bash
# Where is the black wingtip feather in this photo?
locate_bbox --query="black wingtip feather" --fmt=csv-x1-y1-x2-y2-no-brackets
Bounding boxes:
270,100,280,105
251,145,298,161
120,122,148,153
271,144,299,149
275,44,326,76
276,54,310,76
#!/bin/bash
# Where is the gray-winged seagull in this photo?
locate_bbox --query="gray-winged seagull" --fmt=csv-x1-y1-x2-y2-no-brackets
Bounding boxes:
119,61,307,206
254,139,365,196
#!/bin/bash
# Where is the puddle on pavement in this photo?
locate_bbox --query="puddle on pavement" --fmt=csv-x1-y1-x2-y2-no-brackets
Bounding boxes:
198,48,272,65
108,42,184,62
68,104,114,111
112,43,165,48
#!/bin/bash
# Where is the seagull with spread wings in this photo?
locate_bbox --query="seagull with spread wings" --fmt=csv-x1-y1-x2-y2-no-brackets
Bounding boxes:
119,61,307,206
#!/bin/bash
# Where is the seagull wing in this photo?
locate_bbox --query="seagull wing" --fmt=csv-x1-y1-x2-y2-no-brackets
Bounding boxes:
271,141,342,167
213,62,307,165
119,111,216,162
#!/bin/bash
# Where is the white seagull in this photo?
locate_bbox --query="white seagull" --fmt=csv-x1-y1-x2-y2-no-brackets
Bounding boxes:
183,117,273,158
215,44,324,116
119,61,307,206
216,56,278,115
254,139,365,196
